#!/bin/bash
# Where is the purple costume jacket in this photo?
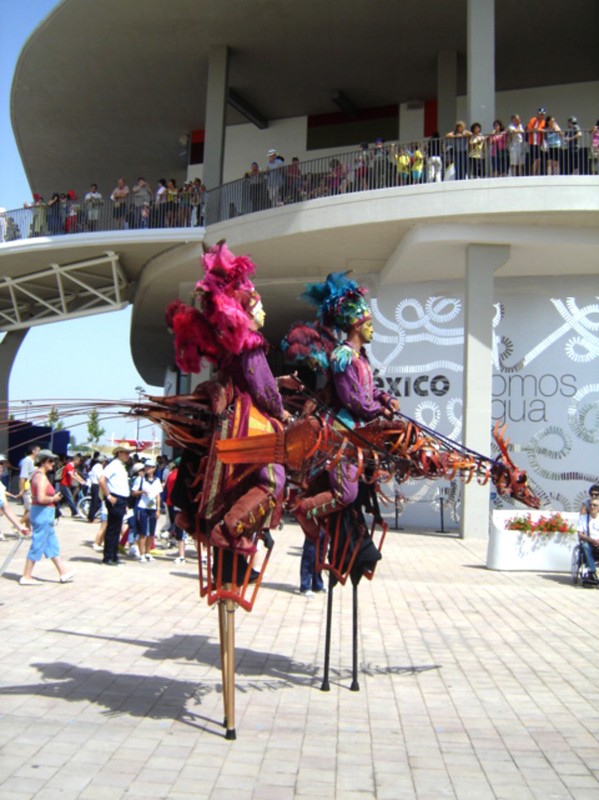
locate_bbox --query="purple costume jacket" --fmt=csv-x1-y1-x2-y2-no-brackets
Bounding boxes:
224,346,286,423
327,341,393,504
330,342,392,426
221,340,285,497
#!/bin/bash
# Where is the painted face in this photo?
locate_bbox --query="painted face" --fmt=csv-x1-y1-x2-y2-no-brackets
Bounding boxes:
356,317,374,343
252,299,265,329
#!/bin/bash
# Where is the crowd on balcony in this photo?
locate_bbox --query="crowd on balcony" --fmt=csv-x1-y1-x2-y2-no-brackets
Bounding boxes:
0,177,207,241
237,112,599,208
1,108,597,240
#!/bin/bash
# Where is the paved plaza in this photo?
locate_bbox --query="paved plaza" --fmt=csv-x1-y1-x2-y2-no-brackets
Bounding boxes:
1,511,598,800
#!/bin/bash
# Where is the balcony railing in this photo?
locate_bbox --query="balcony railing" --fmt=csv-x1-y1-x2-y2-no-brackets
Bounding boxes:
0,194,205,243
204,131,598,223
1,132,597,242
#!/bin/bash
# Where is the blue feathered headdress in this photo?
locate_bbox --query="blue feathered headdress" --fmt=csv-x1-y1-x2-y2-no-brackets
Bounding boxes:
281,321,338,372
301,272,370,333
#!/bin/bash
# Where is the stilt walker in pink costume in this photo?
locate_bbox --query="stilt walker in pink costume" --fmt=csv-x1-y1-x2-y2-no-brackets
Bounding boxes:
165,241,290,741
166,241,289,555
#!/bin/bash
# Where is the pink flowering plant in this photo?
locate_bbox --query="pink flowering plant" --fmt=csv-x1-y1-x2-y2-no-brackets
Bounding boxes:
506,512,576,536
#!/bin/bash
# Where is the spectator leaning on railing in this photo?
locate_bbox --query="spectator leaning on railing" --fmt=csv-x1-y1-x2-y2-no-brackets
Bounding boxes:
131,178,151,229
110,178,129,229
507,115,526,176
84,184,103,231
446,121,471,181
526,107,547,175
564,117,582,175
265,148,285,207
489,120,508,177
544,115,562,175
592,121,599,175
153,179,167,227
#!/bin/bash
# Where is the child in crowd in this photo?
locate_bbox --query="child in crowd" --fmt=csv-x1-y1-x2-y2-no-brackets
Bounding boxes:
411,143,424,184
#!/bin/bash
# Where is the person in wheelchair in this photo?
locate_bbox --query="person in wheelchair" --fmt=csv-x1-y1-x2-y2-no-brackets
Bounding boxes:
577,498,599,585
580,484,599,514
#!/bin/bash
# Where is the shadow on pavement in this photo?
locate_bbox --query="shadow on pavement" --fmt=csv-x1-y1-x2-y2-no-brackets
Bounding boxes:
0,660,226,736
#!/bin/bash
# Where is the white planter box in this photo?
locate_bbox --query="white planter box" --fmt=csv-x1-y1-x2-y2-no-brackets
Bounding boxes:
486,510,579,571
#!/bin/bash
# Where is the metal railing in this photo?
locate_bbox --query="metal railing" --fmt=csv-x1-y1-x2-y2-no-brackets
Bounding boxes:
0,194,205,243
1,131,597,241
204,130,599,223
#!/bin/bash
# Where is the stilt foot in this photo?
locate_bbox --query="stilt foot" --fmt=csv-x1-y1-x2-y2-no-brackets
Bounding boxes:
225,728,237,740
320,680,330,692
350,681,360,692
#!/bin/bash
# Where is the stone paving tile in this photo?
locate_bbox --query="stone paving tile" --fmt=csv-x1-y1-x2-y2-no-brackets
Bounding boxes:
2,518,599,798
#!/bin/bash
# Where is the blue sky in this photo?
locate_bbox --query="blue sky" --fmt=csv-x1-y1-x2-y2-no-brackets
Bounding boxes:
0,1,162,444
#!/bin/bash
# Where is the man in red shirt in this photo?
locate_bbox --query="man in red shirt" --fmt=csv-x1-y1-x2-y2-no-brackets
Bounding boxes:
526,107,547,175
59,454,86,518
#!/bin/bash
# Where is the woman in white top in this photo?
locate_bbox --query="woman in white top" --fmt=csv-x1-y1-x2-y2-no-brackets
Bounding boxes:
153,179,167,227
132,460,162,562
508,114,526,176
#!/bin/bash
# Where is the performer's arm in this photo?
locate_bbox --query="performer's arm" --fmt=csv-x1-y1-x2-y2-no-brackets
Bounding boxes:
241,349,286,422
333,359,387,421
374,387,400,414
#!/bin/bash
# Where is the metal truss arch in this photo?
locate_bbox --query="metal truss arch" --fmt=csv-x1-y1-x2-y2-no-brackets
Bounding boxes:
0,251,129,331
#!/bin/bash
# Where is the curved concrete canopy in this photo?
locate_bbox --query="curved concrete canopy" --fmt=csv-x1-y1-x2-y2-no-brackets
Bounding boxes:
13,0,599,199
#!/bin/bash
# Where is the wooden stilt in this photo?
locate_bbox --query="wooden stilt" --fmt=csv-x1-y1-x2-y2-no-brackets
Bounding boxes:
224,598,237,739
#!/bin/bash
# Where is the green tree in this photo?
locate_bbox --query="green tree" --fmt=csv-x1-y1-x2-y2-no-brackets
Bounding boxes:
87,409,106,444
48,406,64,430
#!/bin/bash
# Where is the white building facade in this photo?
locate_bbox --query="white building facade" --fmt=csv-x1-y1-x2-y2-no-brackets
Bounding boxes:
2,0,598,536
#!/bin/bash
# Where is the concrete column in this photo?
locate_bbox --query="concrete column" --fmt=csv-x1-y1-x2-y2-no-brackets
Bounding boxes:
399,102,424,143
467,0,495,132
203,45,229,191
437,50,457,136
460,244,509,539
0,330,28,456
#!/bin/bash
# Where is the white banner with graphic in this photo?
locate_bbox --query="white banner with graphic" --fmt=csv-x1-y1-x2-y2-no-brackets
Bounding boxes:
369,278,599,530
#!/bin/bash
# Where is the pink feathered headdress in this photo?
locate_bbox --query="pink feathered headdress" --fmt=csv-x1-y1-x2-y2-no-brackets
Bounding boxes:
165,241,264,374
196,241,264,355
165,299,219,374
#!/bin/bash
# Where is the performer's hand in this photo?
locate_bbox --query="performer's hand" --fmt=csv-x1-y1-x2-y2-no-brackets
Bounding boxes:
302,399,318,416
277,373,304,392
282,409,292,423
388,398,401,413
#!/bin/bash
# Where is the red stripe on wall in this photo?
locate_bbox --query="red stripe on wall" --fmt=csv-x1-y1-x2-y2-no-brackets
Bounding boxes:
424,100,438,137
